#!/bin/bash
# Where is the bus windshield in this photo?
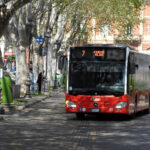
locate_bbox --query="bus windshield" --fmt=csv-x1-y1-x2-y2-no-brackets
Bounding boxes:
69,61,125,96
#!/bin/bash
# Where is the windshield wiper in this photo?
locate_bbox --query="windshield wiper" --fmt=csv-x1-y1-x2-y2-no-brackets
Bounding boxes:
69,88,123,96
95,88,123,96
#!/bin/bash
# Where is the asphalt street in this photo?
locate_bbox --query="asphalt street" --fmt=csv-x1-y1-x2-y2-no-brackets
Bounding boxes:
0,92,150,150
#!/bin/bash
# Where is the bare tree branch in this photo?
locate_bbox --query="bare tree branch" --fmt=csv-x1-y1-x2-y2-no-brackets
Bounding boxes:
0,0,33,37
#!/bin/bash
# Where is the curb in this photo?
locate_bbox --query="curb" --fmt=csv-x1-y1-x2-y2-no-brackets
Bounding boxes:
17,95,50,111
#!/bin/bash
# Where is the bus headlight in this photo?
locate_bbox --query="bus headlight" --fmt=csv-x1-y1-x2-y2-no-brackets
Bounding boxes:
66,101,77,108
115,102,127,109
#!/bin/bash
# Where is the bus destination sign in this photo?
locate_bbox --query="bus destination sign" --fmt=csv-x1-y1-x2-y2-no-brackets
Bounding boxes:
82,50,105,57
93,50,105,57
71,48,125,61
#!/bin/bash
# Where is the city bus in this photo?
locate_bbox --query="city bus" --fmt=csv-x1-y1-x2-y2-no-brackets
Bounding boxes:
65,44,150,118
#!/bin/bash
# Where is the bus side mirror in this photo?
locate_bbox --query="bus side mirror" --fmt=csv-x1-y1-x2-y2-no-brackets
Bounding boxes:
129,62,136,74
135,64,139,70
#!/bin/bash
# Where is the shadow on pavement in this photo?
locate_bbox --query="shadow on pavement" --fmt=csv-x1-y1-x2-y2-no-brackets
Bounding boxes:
69,111,149,122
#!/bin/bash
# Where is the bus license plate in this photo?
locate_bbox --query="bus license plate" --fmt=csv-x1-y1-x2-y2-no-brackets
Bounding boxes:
91,109,100,112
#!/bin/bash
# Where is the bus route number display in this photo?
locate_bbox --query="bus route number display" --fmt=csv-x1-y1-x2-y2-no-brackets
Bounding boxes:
93,50,104,57
82,50,105,57
71,48,125,61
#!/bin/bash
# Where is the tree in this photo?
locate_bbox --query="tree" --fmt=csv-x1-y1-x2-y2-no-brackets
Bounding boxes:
41,0,148,86
88,0,148,41
0,0,33,38
4,3,37,93
4,0,149,92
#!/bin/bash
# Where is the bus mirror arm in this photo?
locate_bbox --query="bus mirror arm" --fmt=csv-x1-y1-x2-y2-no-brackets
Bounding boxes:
135,64,138,70
129,62,136,74
149,66,150,70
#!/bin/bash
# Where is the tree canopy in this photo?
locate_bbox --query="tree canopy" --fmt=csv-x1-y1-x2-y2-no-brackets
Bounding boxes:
0,0,32,37
84,0,147,40
1,0,149,40
1,0,150,91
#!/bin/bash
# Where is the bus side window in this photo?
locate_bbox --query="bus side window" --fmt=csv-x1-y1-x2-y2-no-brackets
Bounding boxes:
129,53,135,74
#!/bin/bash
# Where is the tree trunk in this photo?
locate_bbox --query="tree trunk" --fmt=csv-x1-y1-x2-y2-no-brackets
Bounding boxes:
32,47,39,85
32,45,43,89
0,0,32,38
47,43,54,87
15,46,27,93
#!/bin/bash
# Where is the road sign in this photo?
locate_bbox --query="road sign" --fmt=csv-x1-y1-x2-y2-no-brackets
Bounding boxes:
4,52,14,56
36,37,44,44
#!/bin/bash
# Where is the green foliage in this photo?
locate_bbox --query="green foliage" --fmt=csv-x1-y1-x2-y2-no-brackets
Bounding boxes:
12,100,26,105
62,0,146,42
31,92,45,96
30,0,147,46
61,73,66,89
38,93,45,96
20,92,25,97
12,100,20,104
88,0,145,41
49,87,53,92
20,92,45,97
7,56,15,62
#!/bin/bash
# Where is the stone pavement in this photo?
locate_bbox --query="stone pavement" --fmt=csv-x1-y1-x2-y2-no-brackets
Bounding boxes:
0,89,150,150
0,88,65,118
0,90,61,120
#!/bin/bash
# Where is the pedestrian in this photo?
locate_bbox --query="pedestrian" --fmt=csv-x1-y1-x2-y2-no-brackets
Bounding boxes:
37,72,43,94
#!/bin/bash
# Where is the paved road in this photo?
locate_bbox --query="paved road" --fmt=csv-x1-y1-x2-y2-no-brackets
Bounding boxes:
0,92,150,150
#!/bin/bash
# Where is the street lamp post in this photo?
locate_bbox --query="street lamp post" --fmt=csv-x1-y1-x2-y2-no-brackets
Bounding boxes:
53,50,57,90
53,41,60,90
43,32,51,92
44,33,51,78
24,20,33,98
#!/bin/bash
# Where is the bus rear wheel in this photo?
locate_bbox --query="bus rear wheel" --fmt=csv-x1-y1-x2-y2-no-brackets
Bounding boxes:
146,98,150,114
148,99,150,113
76,113,85,119
130,101,137,119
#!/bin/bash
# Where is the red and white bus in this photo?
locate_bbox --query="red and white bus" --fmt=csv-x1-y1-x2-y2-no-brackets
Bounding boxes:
65,44,150,118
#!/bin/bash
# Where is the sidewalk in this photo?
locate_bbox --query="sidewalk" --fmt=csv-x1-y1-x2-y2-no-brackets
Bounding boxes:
1,92,51,116
0,88,65,121
1,88,65,115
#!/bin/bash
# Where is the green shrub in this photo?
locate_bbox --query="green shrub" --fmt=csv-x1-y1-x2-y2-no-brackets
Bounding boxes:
61,73,66,89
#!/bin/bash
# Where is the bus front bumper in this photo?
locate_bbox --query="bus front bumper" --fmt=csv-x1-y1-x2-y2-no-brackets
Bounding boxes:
65,94,129,114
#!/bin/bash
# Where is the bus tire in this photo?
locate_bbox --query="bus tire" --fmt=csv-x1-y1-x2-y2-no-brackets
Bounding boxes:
146,97,150,114
76,113,85,119
133,99,137,117
130,98,137,119
148,99,150,113
0,107,5,114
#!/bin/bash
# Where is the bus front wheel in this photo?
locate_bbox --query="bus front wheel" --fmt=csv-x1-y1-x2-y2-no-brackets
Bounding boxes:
76,113,85,119
148,99,150,113
130,100,137,119
146,98,150,114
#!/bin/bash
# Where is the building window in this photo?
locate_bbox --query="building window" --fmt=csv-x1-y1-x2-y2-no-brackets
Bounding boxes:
100,24,110,36
125,25,133,36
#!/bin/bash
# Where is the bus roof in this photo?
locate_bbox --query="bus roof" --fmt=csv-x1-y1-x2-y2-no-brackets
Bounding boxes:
71,44,135,50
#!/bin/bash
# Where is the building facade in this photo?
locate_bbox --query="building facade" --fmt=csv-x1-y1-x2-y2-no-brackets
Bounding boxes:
88,6,150,51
